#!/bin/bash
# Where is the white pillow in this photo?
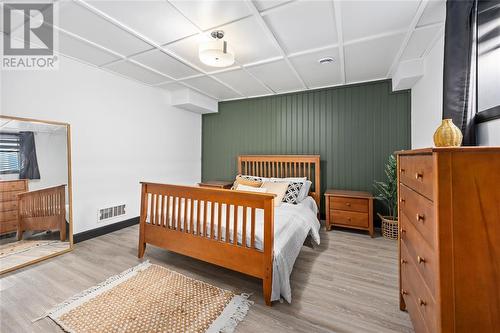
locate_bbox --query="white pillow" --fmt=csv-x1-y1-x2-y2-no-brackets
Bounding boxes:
235,184,268,193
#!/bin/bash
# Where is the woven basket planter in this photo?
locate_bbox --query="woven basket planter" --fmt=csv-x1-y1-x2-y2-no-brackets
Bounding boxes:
378,213,398,240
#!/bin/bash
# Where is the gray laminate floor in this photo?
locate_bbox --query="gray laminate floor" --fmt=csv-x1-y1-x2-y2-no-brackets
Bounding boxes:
0,224,413,333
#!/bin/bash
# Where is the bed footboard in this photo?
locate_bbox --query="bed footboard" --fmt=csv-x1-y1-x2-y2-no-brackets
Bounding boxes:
138,182,275,305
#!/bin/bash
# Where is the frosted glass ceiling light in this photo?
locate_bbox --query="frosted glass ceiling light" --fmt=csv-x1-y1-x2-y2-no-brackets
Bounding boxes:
199,30,235,68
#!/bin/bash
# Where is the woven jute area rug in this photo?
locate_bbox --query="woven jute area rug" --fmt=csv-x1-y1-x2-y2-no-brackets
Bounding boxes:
41,262,252,333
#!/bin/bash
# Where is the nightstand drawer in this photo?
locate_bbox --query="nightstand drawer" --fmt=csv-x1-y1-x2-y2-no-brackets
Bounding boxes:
330,210,369,228
330,196,368,213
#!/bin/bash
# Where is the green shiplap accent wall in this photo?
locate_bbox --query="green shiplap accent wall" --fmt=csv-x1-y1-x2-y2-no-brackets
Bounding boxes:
202,80,410,213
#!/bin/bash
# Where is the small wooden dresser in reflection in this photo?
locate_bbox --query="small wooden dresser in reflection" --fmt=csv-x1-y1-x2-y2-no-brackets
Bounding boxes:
397,147,500,333
0,179,28,235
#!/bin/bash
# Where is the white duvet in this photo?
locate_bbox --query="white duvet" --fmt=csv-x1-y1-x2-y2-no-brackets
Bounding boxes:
146,196,320,303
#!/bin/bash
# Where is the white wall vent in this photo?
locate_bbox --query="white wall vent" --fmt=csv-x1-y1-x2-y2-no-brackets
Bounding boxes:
98,204,126,222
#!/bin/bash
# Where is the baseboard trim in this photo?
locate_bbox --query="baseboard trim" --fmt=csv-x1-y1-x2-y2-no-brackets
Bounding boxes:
74,217,139,243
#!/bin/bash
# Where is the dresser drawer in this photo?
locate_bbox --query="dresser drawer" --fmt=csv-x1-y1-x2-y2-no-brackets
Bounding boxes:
0,191,20,202
0,181,26,192
330,210,369,228
330,196,368,213
0,200,17,212
401,241,437,333
401,213,437,297
399,154,434,200
0,210,17,222
0,219,17,234
399,184,436,249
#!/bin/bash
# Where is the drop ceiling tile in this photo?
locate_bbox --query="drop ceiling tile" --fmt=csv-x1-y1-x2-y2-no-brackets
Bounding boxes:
181,76,241,100
56,1,152,57
344,33,405,82
169,0,251,30
253,0,292,12
245,60,302,93
157,82,186,92
87,1,198,45
264,0,337,53
400,25,442,61
417,0,446,28
58,31,120,66
104,60,169,85
290,47,342,88
212,69,271,97
165,34,221,72
341,0,420,42
131,49,200,79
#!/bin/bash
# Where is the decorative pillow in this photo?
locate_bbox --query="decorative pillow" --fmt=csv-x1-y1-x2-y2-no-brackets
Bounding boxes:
235,184,267,193
231,175,263,190
261,182,289,206
298,180,312,202
270,177,306,204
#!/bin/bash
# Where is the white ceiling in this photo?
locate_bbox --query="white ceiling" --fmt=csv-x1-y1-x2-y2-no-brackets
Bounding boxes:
4,0,446,101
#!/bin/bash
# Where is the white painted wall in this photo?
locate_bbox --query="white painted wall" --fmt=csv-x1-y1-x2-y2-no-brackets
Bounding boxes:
410,34,445,149
1,57,202,233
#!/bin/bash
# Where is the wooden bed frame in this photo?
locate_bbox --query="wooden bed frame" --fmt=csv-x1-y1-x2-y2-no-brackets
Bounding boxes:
138,155,320,305
17,185,67,241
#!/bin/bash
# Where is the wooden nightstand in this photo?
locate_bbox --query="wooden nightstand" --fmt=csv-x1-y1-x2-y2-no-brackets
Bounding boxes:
325,189,374,237
197,181,233,189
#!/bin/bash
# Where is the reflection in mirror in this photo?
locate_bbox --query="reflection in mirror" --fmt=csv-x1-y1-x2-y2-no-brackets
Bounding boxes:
0,117,72,274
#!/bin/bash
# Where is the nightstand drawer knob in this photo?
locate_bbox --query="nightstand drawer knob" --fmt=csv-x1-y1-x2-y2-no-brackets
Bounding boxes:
416,214,425,222
400,228,406,234
401,259,407,264
400,198,406,204
417,256,426,264
345,202,351,206
418,298,427,306
415,172,424,179
401,289,408,295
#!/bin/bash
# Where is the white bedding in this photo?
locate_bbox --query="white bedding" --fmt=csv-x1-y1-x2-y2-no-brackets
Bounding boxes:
146,196,320,303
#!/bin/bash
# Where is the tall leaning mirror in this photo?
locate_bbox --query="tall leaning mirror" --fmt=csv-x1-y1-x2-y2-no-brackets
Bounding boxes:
0,116,73,274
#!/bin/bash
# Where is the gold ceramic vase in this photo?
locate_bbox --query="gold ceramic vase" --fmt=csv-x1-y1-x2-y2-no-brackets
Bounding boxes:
433,119,463,147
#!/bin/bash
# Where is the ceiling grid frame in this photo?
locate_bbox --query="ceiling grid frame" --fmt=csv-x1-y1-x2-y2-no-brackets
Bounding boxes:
243,0,308,90
7,0,446,101
387,0,430,77
75,0,245,98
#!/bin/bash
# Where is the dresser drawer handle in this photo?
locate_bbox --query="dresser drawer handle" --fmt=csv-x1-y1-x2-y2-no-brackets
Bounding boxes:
417,256,426,264
345,202,351,206
415,172,424,180
418,298,427,306
400,168,406,173
399,228,406,234
416,214,425,222
401,289,408,296
401,259,407,264
400,198,406,204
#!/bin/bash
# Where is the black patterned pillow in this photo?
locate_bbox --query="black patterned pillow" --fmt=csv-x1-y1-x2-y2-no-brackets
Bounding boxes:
282,181,303,204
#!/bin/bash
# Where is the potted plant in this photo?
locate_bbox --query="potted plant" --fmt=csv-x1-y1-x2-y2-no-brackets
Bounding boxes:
373,154,398,239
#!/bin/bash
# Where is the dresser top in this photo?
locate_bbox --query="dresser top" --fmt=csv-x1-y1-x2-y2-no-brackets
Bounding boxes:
325,189,373,198
396,146,500,155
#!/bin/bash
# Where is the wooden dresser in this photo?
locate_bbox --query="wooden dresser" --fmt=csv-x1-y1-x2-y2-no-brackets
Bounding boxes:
325,190,374,237
397,147,500,333
0,179,28,235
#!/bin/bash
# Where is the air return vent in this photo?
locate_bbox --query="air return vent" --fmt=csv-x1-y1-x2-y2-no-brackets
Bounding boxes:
98,204,126,222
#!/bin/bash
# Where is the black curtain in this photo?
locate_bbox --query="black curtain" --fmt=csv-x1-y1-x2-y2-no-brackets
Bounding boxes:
442,0,477,145
19,131,40,179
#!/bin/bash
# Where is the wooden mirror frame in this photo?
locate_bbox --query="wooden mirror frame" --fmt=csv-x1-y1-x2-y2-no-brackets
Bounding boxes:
0,115,74,274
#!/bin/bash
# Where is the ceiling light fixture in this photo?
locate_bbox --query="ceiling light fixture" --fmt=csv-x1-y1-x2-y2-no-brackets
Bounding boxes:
199,30,235,68
318,57,335,64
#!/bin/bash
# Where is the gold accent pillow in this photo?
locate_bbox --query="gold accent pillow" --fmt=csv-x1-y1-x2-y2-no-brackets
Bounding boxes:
231,175,262,190
261,181,289,207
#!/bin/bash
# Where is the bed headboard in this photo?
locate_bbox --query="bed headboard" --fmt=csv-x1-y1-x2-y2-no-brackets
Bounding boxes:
237,155,321,209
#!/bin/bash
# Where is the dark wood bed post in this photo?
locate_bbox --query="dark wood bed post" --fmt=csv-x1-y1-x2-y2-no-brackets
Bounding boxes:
138,183,147,258
263,197,274,306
